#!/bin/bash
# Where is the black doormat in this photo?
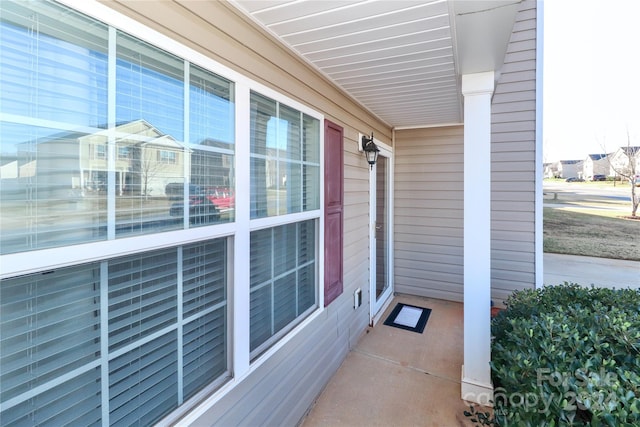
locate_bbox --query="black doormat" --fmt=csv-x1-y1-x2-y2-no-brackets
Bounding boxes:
383,303,431,333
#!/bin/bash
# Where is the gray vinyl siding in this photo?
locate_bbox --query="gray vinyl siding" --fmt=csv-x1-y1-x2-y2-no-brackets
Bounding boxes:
394,126,464,302
98,2,375,426
490,0,538,305
393,1,537,305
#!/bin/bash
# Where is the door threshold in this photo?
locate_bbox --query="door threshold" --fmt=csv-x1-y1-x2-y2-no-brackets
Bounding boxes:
370,293,394,326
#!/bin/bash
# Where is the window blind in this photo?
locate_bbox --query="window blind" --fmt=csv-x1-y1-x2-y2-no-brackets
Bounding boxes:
108,332,178,426
249,92,320,219
249,220,317,356
108,249,178,352
1,237,228,426
182,240,228,400
0,266,100,403
0,1,109,254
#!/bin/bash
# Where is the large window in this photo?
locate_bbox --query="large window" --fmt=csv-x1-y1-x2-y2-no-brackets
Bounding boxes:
249,92,320,357
0,239,228,426
0,1,235,254
0,0,322,425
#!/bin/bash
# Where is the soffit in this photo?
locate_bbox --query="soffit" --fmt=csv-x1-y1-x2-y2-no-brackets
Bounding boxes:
228,0,520,129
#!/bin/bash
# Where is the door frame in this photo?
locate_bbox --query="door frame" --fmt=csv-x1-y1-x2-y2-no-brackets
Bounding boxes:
367,137,394,325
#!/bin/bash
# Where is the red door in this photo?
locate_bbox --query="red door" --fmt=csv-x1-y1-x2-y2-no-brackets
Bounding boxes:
324,120,344,306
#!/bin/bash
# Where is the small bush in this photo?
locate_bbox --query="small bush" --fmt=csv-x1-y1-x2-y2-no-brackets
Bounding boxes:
476,283,640,426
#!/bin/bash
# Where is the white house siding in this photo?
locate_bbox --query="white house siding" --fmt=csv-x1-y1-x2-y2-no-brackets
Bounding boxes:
89,1,378,425
490,0,538,304
394,126,464,301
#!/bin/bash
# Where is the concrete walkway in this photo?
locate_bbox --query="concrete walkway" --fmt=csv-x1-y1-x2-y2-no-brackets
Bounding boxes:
301,295,473,427
544,253,640,289
300,256,638,426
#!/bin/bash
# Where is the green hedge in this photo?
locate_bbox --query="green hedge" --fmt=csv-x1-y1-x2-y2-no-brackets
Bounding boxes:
470,283,640,426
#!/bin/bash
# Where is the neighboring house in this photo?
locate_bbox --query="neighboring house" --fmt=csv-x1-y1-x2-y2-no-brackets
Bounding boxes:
556,159,583,178
544,162,558,178
79,119,189,197
583,154,609,179
0,1,542,426
608,146,640,179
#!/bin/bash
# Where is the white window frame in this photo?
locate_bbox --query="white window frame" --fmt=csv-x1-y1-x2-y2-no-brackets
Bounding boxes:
3,1,326,424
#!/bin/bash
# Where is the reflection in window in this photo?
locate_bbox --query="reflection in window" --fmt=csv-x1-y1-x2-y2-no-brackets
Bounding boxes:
189,64,236,224
115,33,185,236
158,150,178,164
94,144,107,159
0,1,109,254
250,92,320,219
0,1,236,253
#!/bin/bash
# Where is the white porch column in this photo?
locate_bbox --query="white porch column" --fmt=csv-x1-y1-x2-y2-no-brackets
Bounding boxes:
461,71,494,405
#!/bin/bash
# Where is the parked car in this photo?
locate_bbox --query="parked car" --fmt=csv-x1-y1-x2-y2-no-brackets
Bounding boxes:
205,187,235,211
591,175,606,181
170,195,220,224
165,182,203,200
565,177,584,182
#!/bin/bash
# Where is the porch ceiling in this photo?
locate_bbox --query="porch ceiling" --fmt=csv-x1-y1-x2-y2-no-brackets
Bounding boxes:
228,0,520,129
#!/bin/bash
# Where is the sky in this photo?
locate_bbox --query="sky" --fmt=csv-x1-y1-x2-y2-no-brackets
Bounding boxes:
543,0,640,162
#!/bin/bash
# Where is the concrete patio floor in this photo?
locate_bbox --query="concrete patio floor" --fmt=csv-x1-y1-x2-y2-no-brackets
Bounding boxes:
301,294,474,427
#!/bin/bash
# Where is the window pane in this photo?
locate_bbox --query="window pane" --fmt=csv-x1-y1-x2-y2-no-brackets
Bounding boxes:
249,220,317,355
250,92,320,218
116,32,184,139
280,105,301,161
303,114,320,164
285,161,302,213
250,157,268,218
189,64,234,148
189,65,236,223
250,93,276,156
249,284,272,352
0,264,101,424
273,272,297,331
274,224,296,276
185,150,234,225
115,32,185,237
183,309,227,400
303,114,321,211
0,1,109,254
109,332,178,426
1,369,102,427
108,248,178,352
0,1,108,125
183,240,227,318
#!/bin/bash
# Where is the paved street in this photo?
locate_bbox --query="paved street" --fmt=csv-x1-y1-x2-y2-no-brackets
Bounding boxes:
543,180,640,289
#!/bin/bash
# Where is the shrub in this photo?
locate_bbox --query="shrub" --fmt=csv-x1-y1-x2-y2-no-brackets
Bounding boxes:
471,283,640,426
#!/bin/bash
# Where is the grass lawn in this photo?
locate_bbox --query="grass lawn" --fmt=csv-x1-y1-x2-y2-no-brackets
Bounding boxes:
543,207,640,261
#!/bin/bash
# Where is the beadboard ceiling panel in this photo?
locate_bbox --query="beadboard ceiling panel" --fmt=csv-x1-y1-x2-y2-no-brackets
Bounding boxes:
229,0,521,129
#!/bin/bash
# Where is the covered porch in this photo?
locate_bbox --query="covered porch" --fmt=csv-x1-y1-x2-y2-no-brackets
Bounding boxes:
301,294,471,426
231,0,542,407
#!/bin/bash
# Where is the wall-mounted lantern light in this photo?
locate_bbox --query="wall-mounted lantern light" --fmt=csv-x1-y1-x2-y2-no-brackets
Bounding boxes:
361,132,379,169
